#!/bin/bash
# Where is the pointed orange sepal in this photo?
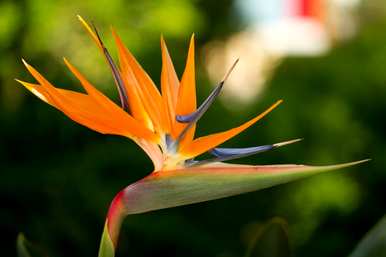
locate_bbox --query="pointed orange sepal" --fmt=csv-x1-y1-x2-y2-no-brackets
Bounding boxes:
20,60,158,142
160,36,180,137
19,78,123,135
112,29,169,135
63,57,118,110
174,35,196,145
110,29,154,131
180,100,283,158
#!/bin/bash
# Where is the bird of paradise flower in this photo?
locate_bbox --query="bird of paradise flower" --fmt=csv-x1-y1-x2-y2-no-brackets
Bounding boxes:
17,16,368,257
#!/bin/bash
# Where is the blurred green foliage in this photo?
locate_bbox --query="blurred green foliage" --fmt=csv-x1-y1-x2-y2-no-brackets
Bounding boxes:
1,0,385,257
349,215,386,257
244,218,290,257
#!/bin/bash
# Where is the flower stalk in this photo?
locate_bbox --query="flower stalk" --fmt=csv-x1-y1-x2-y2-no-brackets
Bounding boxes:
98,191,126,257
106,190,126,247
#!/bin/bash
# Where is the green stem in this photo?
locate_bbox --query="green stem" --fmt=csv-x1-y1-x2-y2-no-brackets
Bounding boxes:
98,190,126,257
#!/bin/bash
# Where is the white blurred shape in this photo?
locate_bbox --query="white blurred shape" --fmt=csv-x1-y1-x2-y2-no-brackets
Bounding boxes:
204,31,281,106
258,18,330,55
204,0,361,107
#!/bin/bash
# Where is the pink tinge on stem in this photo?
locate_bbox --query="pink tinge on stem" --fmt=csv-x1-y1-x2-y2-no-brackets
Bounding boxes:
106,190,126,247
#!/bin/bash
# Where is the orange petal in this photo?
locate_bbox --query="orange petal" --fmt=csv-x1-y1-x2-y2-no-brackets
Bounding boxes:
63,58,155,136
18,79,118,118
17,79,53,104
63,57,152,132
63,58,120,111
160,36,179,137
112,29,169,134
21,60,158,141
120,62,155,131
175,35,196,144
20,75,164,168
111,30,154,131
19,79,125,134
78,16,130,111
180,100,283,158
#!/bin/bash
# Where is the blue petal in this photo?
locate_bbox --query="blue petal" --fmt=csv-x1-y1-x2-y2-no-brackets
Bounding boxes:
172,59,239,149
210,145,274,158
176,59,239,124
189,139,302,166
176,81,224,123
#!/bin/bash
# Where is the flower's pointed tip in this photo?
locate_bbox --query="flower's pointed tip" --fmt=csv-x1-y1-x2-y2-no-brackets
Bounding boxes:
273,138,303,148
21,58,28,67
76,15,89,29
324,159,371,171
188,33,195,49
76,14,104,51
109,25,117,35
21,59,35,74
76,15,93,32
63,57,74,67
222,58,240,83
269,99,283,111
15,79,50,103
111,26,118,39
160,34,167,49
62,57,73,71
353,158,371,165
76,14,85,23
14,78,24,85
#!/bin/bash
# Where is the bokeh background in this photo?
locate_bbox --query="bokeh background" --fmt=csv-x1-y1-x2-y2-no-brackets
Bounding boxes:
1,0,385,256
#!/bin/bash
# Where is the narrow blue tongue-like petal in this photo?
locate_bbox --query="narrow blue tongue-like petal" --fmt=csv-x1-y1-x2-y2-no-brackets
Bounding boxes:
92,24,130,112
176,77,226,123
210,144,274,157
188,139,302,166
171,59,239,149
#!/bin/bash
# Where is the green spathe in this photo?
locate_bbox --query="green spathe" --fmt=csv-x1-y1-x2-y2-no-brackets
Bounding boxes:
120,160,369,215
98,223,115,257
